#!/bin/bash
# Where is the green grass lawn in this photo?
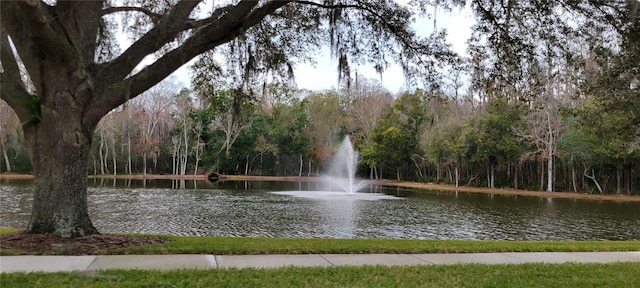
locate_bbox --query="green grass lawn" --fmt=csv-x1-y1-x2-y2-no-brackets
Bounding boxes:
2,229,640,287
103,235,640,255
3,262,640,287
1,227,639,255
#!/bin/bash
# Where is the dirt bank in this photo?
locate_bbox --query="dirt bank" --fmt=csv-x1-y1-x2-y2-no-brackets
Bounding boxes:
0,173,207,180
219,175,640,202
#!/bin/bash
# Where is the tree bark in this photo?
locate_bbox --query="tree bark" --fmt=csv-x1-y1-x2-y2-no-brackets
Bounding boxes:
547,154,553,192
540,161,545,191
0,137,11,173
455,165,459,188
0,0,288,238
111,140,117,176
570,154,578,193
571,166,578,193
194,144,201,176
513,164,518,190
143,152,148,176
24,99,98,237
181,123,189,175
624,166,631,195
584,166,603,194
98,134,106,174
490,163,495,188
298,154,303,177
546,111,554,192
126,129,132,174
616,165,622,195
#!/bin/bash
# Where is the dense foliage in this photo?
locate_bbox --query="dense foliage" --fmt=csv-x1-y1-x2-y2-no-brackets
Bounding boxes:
3,75,639,194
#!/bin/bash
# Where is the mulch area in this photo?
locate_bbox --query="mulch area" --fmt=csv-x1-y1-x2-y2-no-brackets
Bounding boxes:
0,231,167,255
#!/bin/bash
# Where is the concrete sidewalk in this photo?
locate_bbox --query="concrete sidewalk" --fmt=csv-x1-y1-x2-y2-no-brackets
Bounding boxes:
1,252,640,273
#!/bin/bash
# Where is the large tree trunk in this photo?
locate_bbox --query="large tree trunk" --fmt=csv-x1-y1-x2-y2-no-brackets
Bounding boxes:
23,100,98,237
0,0,290,239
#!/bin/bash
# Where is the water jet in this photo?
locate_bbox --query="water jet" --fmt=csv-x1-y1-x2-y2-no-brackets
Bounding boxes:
323,136,368,195
272,136,395,200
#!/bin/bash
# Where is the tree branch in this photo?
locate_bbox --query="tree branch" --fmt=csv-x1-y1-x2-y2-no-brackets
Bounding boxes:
0,1,69,91
294,0,378,14
471,0,509,37
295,0,444,65
96,0,202,86
184,5,233,30
0,34,33,122
91,1,289,120
101,6,164,24
242,0,291,29
56,1,104,65
126,1,267,94
13,1,74,62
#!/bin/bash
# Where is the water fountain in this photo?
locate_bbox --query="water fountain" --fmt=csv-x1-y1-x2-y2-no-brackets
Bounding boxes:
323,137,367,195
272,136,395,200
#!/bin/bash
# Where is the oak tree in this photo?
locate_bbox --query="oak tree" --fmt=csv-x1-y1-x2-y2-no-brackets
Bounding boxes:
0,0,451,237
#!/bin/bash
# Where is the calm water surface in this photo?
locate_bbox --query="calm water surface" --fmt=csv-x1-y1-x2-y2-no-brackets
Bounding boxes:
1,179,639,240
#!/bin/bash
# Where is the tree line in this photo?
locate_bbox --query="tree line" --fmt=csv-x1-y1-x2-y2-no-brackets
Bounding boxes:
2,68,637,195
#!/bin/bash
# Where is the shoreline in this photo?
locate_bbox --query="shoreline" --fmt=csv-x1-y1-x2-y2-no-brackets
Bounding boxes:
2,173,640,202
0,173,208,181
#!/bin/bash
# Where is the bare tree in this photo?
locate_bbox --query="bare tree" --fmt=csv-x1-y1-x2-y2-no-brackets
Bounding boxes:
513,62,573,192
211,97,254,160
346,79,393,143
192,121,204,175
344,78,393,178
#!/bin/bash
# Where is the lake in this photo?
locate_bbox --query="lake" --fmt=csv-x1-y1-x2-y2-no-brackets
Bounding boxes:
1,179,639,240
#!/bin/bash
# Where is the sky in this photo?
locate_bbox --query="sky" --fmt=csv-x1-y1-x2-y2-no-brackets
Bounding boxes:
165,4,475,94
294,8,475,93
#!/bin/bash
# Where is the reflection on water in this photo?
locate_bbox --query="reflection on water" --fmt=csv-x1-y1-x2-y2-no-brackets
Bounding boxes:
1,179,640,240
